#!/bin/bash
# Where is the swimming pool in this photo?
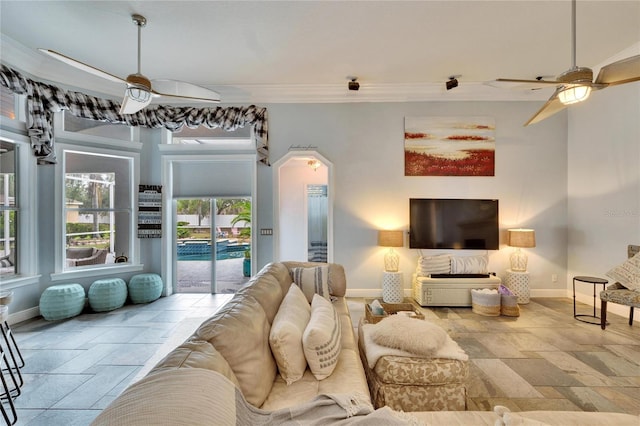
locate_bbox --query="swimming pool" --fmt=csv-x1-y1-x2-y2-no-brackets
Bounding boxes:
177,239,249,261
178,251,245,261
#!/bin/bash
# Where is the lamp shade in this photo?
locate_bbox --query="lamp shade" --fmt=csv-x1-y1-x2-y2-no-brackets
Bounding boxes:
507,229,536,248
378,230,403,247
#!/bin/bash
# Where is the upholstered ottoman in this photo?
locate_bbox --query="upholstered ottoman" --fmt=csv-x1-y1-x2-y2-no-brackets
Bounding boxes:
89,278,127,312
39,284,86,321
358,321,468,412
128,274,163,304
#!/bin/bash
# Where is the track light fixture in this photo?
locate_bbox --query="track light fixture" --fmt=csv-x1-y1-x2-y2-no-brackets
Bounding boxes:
446,75,460,90
348,77,360,91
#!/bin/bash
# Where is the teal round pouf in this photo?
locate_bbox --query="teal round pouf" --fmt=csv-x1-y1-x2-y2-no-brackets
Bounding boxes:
89,278,127,312
128,274,163,304
39,284,86,321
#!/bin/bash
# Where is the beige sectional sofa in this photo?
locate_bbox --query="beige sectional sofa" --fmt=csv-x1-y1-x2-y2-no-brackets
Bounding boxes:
92,261,371,424
92,261,639,425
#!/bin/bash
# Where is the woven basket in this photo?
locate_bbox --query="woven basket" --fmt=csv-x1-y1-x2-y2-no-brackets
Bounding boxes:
365,301,425,324
471,290,500,316
500,294,520,317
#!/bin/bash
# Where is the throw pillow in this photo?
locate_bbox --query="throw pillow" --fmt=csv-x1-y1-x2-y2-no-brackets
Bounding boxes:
416,254,451,276
606,252,640,292
291,266,330,303
302,294,341,380
269,284,311,385
451,254,488,274
370,315,448,356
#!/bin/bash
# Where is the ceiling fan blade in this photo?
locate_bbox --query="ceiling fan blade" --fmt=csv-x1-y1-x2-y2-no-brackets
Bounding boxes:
119,90,152,115
524,91,568,126
594,54,640,86
38,49,126,85
151,79,221,103
486,78,562,90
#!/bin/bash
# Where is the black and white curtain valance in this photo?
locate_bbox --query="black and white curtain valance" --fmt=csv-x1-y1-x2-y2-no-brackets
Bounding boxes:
0,65,269,165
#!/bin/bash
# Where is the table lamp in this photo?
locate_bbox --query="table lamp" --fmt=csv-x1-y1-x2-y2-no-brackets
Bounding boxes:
507,229,536,272
378,230,403,272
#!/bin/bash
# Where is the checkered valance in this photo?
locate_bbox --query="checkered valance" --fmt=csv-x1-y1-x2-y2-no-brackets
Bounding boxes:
0,65,269,165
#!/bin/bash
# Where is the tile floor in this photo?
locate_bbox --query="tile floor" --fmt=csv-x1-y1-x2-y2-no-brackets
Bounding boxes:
4,295,640,425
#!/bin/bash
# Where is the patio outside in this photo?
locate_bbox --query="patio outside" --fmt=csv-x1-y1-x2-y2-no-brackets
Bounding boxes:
176,198,251,294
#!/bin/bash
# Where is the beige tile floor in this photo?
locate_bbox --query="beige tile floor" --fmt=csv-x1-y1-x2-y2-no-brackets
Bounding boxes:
4,295,639,425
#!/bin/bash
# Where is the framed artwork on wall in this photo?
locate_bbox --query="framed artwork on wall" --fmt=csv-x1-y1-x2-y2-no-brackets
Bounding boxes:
404,117,495,176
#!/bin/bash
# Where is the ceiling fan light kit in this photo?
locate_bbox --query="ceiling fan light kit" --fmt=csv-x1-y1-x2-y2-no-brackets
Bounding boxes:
557,85,591,105
489,0,640,125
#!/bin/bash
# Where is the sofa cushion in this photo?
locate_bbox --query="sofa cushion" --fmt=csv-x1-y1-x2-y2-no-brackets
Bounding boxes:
194,294,276,407
90,369,237,426
302,294,342,380
269,284,311,385
149,340,240,388
261,348,369,411
259,262,294,295
291,266,330,303
236,273,284,324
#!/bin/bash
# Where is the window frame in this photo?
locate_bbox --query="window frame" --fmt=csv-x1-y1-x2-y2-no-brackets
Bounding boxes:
0,130,39,288
51,114,143,281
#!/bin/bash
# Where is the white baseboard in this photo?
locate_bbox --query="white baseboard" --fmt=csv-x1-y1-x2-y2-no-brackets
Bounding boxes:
8,306,40,325
346,287,631,320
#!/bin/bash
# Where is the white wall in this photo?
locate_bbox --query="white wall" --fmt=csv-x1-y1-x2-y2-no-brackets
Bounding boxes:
567,58,640,314
278,161,328,261
260,101,569,297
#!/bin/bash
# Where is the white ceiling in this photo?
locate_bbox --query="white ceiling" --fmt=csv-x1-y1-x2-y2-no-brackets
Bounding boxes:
1,1,639,104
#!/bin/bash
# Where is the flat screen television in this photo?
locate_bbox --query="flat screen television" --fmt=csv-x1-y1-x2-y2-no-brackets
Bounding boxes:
409,198,499,250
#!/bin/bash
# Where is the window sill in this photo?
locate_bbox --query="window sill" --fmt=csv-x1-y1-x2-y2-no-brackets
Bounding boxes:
0,274,42,290
50,264,144,281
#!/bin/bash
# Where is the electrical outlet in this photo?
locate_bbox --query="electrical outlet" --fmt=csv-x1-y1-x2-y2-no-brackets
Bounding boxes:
551,274,558,283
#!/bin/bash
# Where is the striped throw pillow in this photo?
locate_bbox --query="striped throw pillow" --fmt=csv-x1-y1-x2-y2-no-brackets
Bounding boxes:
302,294,342,380
291,266,330,303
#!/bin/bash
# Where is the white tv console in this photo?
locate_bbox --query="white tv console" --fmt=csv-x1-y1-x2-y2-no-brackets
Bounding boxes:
412,274,501,307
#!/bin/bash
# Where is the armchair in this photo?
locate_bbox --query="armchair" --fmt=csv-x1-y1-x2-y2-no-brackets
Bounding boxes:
66,247,108,267
600,245,640,330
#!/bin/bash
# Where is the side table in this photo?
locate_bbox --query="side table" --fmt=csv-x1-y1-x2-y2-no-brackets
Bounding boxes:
573,276,608,325
505,269,530,304
382,271,403,303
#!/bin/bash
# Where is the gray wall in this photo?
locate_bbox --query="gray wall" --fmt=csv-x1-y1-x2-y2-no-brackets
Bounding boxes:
567,82,640,302
259,101,568,296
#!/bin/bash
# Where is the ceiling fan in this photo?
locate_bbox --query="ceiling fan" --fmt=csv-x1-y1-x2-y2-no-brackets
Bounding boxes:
488,0,640,126
38,14,221,115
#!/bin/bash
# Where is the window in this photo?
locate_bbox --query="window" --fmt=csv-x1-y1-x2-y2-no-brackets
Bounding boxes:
0,130,37,284
62,150,135,270
0,141,17,277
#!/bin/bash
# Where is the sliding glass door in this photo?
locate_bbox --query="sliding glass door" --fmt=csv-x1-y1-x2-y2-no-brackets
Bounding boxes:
175,197,250,293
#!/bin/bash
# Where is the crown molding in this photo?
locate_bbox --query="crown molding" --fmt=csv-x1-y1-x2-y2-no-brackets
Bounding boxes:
1,34,550,105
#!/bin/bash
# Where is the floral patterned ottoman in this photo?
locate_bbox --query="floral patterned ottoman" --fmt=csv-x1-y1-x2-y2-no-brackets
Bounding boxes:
358,321,468,412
